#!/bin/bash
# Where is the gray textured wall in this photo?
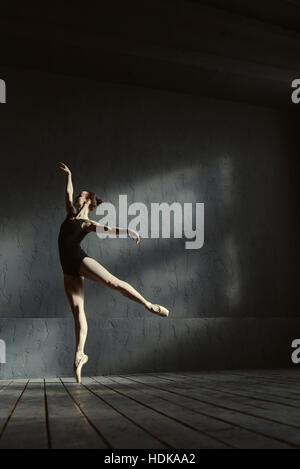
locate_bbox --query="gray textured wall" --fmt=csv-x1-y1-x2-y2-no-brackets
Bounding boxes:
0,67,299,378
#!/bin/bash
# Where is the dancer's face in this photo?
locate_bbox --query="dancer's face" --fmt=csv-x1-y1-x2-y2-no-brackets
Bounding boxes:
74,191,90,210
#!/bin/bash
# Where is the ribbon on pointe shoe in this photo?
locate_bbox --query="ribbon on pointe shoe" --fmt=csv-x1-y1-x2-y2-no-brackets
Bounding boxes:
74,353,88,369
74,354,88,384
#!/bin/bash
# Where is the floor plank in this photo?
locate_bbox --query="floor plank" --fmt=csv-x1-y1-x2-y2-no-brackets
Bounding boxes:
113,373,299,448
89,376,230,449
143,370,300,401
149,372,300,417
45,380,104,449
0,381,47,449
0,370,299,449
213,370,300,392
0,381,28,439
109,375,291,449
62,378,167,449
152,371,300,407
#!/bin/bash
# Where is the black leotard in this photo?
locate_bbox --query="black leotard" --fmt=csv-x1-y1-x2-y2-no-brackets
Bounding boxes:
58,217,90,275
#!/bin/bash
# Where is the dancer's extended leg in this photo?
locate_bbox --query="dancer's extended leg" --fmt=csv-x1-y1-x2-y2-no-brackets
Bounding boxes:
79,257,169,317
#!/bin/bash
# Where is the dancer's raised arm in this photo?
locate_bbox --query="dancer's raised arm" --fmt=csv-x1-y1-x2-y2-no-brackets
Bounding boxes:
58,162,76,216
82,220,140,244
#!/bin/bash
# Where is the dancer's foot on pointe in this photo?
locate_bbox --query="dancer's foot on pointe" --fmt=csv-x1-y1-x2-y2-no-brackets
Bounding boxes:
145,302,169,317
74,352,88,384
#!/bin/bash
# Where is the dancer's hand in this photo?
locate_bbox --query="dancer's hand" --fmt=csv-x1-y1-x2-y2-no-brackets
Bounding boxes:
128,229,141,244
58,162,71,175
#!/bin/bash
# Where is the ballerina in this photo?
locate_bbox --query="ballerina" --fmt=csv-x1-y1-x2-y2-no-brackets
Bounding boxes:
58,162,169,383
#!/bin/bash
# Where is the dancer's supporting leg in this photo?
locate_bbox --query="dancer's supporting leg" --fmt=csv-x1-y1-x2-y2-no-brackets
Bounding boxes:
64,274,88,371
79,257,169,317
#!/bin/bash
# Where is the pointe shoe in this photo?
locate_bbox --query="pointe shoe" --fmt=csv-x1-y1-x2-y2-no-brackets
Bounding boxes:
74,353,88,384
149,304,169,317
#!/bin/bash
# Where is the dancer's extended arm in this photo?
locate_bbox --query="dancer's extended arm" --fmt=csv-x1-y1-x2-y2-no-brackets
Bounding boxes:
58,162,76,216
83,220,140,244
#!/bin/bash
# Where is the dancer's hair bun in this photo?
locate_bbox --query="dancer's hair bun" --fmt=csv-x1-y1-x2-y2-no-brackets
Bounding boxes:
87,191,103,211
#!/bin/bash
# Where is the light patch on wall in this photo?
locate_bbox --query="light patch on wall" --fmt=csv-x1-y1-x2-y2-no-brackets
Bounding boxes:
0,79,6,103
102,164,203,203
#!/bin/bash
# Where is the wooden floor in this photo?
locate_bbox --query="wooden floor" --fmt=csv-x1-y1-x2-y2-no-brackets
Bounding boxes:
0,369,300,449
